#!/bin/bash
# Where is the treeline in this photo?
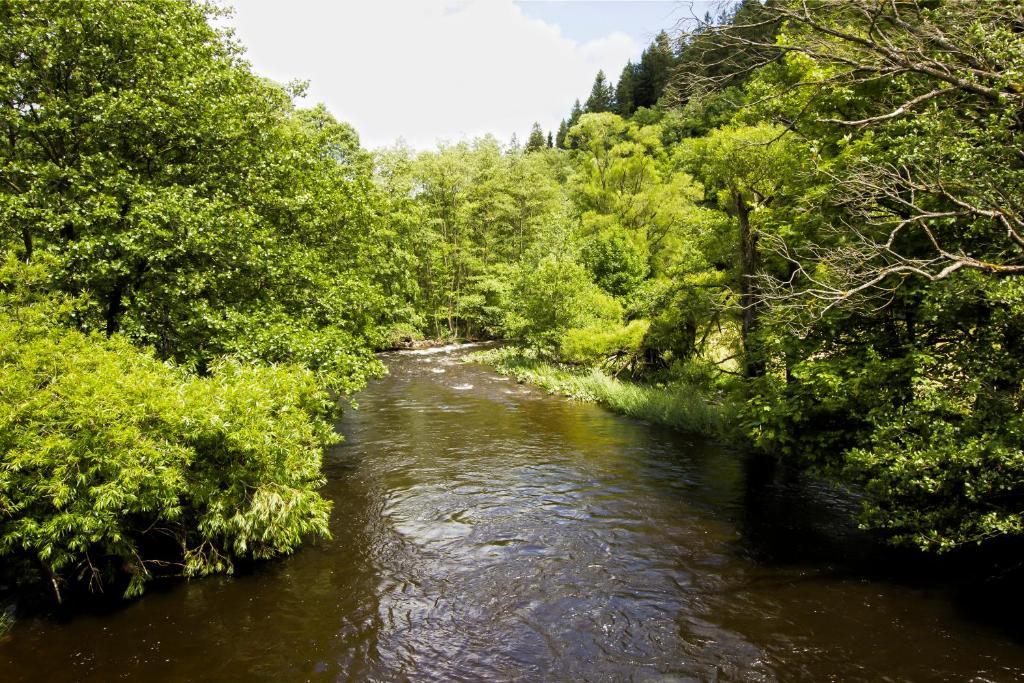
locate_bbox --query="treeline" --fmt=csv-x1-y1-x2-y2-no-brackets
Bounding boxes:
552,29,678,147
380,0,1024,555
2,0,1022,602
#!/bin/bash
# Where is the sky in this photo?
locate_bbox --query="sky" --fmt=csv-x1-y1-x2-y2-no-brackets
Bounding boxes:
221,1,717,150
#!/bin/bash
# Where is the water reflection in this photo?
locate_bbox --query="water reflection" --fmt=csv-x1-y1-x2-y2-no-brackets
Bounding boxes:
2,346,1023,681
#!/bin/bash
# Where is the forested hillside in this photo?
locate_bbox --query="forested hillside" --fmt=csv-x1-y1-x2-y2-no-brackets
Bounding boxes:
2,0,1022,605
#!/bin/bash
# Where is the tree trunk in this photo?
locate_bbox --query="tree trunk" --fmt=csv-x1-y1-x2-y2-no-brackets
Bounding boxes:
105,278,125,336
21,227,32,262
736,191,764,378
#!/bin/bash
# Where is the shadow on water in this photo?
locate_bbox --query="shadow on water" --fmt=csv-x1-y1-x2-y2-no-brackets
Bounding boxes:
735,450,1024,644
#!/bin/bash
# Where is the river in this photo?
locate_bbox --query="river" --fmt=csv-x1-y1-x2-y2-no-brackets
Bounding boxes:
2,345,1023,681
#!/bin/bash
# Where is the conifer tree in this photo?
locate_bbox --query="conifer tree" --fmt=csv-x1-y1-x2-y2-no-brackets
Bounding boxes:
615,61,637,117
547,131,554,148
634,31,675,108
555,120,569,148
525,122,546,152
585,70,615,113
569,99,583,126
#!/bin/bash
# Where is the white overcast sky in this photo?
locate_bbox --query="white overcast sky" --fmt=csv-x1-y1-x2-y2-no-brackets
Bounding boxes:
221,1,704,150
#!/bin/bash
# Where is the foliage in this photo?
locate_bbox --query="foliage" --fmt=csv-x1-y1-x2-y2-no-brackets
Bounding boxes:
0,0,391,601
0,0,384,391
371,138,568,340
0,257,333,599
5,0,1023,603
559,319,649,365
585,70,615,113
579,227,649,297
488,0,1024,555
508,257,622,351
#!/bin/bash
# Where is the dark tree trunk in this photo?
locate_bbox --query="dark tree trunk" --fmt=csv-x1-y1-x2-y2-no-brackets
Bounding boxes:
105,278,125,336
736,191,764,378
21,227,32,262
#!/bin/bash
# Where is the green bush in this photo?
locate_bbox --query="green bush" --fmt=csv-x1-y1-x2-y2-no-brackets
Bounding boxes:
579,226,649,297
559,319,649,364
509,257,622,350
0,261,335,600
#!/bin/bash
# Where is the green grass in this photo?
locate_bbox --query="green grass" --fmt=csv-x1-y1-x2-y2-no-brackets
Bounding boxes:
469,346,736,439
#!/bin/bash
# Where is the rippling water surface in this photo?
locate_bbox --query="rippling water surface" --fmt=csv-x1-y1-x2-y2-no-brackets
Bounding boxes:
3,345,1024,681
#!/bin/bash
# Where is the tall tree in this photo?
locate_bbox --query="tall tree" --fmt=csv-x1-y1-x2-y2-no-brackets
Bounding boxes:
681,124,805,378
585,70,615,113
568,99,584,126
525,122,546,152
634,31,675,108
555,120,570,149
615,61,637,117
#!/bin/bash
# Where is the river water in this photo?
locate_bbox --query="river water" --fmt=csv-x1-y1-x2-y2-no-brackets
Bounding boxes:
3,345,1024,681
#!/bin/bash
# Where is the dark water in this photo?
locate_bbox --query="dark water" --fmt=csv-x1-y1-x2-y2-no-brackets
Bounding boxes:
3,345,1024,681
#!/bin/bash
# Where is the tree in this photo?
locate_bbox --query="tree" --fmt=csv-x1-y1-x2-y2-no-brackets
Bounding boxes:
681,124,806,378
568,99,583,127
0,257,335,600
634,31,675,108
585,70,615,113
525,122,546,152
0,0,387,600
615,61,637,117
0,0,383,393
580,227,649,297
555,120,570,149
509,256,622,351
679,0,1024,552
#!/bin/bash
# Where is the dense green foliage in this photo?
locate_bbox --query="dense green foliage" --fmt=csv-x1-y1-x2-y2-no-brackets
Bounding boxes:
0,0,387,600
3,0,1022,605
446,0,1024,555
0,258,335,599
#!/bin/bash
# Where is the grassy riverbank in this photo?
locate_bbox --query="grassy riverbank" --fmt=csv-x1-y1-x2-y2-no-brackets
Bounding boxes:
469,347,737,439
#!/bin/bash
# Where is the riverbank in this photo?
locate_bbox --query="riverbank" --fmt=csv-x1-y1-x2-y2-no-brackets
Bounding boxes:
468,346,737,440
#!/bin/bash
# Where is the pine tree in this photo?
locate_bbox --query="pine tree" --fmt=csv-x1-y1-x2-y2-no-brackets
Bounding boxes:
634,31,675,109
615,61,637,117
585,70,615,113
569,99,583,126
546,131,553,148
525,122,546,152
555,119,569,148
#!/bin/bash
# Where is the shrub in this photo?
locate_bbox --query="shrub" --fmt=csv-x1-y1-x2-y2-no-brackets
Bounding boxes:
509,257,622,350
559,319,650,364
0,259,335,600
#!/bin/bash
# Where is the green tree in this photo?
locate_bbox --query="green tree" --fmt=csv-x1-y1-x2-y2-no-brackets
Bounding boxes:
525,122,546,152
634,31,675,108
555,120,570,149
0,257,334,600
509,256,622,351
580,227,649,297
585,70,615,113
615,61,637,117
680,124,806,378
0,0,382,392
